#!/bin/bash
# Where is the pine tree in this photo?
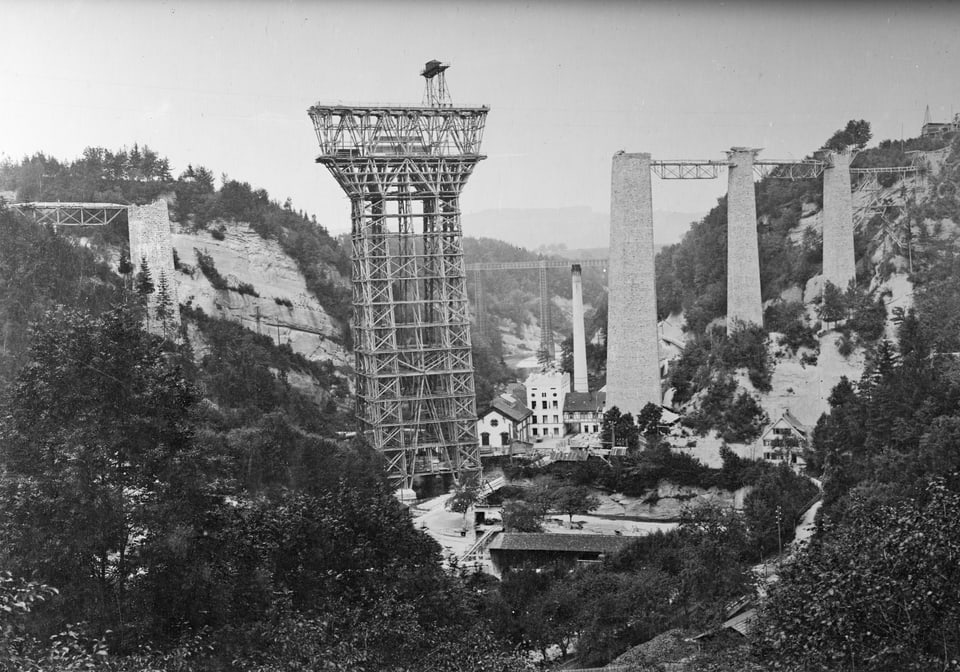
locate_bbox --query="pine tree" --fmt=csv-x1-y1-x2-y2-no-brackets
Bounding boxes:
155,270,174,339
135,256,155,297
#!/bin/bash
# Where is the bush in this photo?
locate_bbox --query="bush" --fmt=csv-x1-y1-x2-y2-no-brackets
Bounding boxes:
195,248,228,290
274,297,294,308
836,332,854,357
683,376,767,444
847,289,887,343
766,300,818,354
235,282,259,297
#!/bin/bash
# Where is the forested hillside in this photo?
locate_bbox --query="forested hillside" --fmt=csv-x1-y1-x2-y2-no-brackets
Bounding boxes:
0,200,531,668
750,133,960,667
644,130,960,669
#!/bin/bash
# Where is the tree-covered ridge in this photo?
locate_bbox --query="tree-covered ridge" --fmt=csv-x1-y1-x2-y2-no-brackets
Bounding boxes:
0,147,353,330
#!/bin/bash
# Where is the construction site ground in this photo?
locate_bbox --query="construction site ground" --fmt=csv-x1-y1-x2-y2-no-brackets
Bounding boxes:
410,491,677,565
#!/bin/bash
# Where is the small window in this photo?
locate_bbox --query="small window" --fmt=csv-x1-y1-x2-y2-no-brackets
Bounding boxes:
543,415,548,424
552,400,558,409
490,418,499,428
501,432,509,445
542,392,547,398
553,415,559,423
531,401,537,409
481,432,490,446
531,416,537,424
553,427,559,436
532,428,538,436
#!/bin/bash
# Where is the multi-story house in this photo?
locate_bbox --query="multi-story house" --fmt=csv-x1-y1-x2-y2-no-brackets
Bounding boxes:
524,370,570,440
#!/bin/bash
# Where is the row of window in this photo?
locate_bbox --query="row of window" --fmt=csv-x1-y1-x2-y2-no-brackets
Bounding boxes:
531,427,560,436
763,451,800,464
530,400,559,410
566,411,601,421
531,415,560,425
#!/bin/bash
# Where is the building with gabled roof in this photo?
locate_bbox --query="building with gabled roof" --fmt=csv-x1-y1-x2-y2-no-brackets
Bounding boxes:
487,532,633,574
563,389,606,435
757,409,809,472
477,393,533,455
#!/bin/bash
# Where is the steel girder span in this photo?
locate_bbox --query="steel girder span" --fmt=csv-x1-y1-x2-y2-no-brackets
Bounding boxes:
309,98,489,491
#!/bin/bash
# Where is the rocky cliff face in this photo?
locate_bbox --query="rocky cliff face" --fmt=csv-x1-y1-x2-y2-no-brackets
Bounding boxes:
170,222,351,370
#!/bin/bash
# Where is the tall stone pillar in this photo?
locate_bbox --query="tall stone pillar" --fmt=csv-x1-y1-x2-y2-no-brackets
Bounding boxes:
822,150,855,290
571,264,588,393
726,147,763,333
606,151,661,417
128,199,180,329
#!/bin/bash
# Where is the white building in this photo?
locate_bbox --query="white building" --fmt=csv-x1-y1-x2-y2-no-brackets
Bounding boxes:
757,409,809,473
477,393,533,455
524,370,570,440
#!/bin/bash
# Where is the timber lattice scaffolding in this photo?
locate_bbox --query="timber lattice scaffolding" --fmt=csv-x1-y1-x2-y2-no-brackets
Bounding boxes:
308,92,489,490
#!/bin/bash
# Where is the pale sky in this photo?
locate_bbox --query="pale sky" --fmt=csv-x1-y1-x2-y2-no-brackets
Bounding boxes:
2,0,959,239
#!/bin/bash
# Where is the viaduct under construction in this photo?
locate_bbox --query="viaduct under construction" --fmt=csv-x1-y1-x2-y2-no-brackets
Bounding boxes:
308,62,926,490
605,150,925,419
308,61,487,492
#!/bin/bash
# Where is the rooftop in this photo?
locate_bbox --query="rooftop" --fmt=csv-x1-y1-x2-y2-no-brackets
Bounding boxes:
564,391,606,413
524,370,570,388
488,532,633,555
485,394,533,423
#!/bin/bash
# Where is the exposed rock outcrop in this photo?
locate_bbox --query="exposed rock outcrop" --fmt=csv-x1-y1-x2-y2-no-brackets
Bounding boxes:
171,221,350,369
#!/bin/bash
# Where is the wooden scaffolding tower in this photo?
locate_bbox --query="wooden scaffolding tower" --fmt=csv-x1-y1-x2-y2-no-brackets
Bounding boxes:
308,62,488,490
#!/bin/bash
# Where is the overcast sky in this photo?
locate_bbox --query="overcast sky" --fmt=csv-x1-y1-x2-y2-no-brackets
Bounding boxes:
2,1,959,239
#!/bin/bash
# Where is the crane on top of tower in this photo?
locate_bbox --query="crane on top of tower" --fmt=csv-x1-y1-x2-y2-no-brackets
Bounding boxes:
421,59,452,107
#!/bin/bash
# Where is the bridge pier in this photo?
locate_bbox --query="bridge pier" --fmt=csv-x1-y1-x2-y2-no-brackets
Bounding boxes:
822,150,855,291
128,199,180,330
726,147,763,332
571,264,588,393
606,151,661,417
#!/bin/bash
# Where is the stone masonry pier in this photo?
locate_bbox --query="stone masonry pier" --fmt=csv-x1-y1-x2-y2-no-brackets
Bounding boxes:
129,199,180,328
822,150,855,291
726,147,763,332
606,152,661,417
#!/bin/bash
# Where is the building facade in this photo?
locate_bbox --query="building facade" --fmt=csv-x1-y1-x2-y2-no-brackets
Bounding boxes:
758,410,809,472
563,390,606,435
524,370,570,440
477,393,533,455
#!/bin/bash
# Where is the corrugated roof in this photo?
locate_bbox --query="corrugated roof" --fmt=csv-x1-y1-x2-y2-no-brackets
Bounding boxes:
488,532,632,554
486,394,532,423
564,391,606,412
